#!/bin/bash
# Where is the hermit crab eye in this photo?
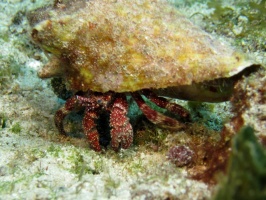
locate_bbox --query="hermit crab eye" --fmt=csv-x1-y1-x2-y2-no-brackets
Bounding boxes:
97,99,102,104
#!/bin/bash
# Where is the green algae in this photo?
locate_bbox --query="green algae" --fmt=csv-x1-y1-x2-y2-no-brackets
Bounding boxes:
47,144,62,157
10,122,22,134
0,113,7,129
0,55,21,89
213,126,266,200
172,0,265,53
188,101,225,131
104,175,121,196
206,0,266,52
67,148,101,180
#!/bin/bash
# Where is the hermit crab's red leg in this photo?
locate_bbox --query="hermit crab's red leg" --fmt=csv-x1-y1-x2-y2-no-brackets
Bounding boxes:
83,108,101,152
55,93,96,134
141,89,190,120
109,94,133,151
55,95,82,135
131,92,185,130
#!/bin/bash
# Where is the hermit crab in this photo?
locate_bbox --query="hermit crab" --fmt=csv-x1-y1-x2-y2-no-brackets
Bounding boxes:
29,0,259,151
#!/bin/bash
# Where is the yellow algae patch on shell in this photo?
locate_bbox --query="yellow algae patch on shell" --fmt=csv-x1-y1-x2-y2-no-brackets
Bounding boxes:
32,0,255,93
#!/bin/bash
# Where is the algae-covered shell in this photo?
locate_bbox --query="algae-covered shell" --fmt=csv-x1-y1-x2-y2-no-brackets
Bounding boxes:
30,0,257,94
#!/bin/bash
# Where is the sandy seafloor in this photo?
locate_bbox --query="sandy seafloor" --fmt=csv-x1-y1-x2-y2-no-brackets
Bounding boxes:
0,0,265,199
